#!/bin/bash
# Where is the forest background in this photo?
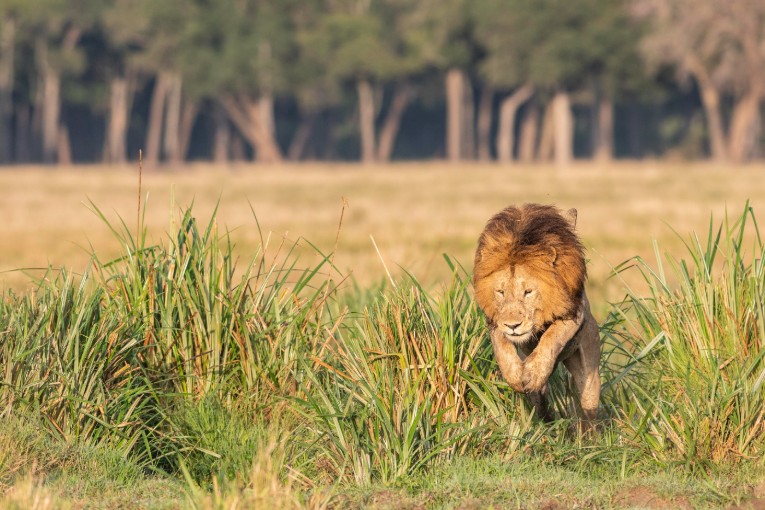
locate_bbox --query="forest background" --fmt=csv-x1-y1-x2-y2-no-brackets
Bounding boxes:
1,0,764,167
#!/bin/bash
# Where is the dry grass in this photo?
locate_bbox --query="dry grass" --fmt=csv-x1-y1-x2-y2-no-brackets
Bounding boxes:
1,161,764,314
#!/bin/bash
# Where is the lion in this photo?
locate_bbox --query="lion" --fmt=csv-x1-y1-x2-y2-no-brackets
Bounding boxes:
473,203,600,426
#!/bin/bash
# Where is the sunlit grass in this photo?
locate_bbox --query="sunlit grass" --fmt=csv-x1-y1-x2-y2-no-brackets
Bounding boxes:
1,192,765,507
612,202,765,467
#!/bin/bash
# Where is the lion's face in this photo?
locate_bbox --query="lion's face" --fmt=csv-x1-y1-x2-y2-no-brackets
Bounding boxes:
473,204,587,342
487,264,548,344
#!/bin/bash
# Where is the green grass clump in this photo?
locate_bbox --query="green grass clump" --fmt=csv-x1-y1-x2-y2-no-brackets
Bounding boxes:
295,264,540,485
90,204,332,404
1,203,337,473
2,199,765,507
0,270,160,463
613,203,765,466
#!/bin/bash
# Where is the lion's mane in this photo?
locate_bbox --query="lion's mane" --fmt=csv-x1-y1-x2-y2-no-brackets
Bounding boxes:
473,204,586,326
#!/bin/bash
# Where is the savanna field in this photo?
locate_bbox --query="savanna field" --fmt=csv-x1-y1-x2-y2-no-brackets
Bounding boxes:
1,162,765,509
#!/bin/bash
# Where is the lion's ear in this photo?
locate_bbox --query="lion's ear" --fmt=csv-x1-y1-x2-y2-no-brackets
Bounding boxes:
563,208,577,229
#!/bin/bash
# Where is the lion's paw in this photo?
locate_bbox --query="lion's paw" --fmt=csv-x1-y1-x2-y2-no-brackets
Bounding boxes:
506,376,524,393
522,352,554,393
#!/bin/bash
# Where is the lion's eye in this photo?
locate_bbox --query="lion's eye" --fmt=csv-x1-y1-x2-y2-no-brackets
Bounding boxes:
495,289,504,297
524,289,533,297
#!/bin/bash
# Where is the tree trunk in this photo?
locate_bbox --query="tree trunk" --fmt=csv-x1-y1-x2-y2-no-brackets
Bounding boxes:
0,17,15,163
249,99,281,162
446,68,464,162
258,39,277,161
477,86,493,161
37,40,60,164
219,94,283,163
496,84,534,163
176,100,198,163
287,114,314,161
518,104,539,163
41,69,60,164
32,77,42,157
145,73,171,165
537,101,555,162
106,76,131,164
376,84,412,162
689,61,728,162
462,74,475,160
163,74,182,164
258,93,275,148
357,78,376,163
57,122,72,165
36,28,80,165
593,92,614,161
213,106,230,163
552,91,573,168
728,87,763,164
748,109,762,160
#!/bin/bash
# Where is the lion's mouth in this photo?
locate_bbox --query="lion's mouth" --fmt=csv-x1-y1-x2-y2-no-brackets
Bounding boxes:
502,330,532,342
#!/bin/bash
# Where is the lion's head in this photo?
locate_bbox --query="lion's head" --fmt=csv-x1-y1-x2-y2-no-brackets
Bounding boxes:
473,204,586,344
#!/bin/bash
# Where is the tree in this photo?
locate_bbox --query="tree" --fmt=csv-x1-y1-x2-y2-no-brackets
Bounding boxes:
475,0,644,164
300,0,429,163
98,0,147,164
131,1,202,165
634,0,765,163
583,1,646,161
473,0,536,163
416,0,480,162
21,0,101,164
203,0,294,163
0,1,26,164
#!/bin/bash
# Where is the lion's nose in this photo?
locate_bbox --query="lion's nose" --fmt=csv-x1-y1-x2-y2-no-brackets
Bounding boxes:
504,321,522,331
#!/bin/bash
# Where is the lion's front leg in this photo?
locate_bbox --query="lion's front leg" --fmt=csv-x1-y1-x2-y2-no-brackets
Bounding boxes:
521,309,584,393
490,327,523,392
527,388,554,422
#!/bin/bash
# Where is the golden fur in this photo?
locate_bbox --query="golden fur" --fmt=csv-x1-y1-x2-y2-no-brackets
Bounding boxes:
473,203,585,330
473,204,601,425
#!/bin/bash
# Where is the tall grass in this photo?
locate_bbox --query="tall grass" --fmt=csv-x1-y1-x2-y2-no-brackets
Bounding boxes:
612,203,765,466
295,262,539,484
88,203,333,403
2,198,765,502
0,269,159,460
0,203,337,471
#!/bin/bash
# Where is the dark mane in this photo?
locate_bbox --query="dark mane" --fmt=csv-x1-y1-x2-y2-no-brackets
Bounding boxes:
473,204,586,320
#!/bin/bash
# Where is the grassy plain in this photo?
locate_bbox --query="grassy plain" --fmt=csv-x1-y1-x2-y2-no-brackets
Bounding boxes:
2,161,764,308
1,161,765,509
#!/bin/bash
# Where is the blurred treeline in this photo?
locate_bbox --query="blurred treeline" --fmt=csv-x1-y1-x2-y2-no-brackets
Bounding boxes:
0,0,763,165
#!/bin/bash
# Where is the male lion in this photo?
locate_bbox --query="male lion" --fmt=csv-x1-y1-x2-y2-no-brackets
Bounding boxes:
473,204,600,426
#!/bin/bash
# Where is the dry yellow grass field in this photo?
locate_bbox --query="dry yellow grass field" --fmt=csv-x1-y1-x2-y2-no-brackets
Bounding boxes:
2,161,764,315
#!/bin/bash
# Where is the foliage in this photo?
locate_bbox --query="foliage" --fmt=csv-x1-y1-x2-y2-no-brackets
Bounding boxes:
4,0,761,162
294,265,541,484
2,200,765,505
612,203,765,466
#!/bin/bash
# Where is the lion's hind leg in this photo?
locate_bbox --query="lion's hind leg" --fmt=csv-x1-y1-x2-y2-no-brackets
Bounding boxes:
562,314,601,429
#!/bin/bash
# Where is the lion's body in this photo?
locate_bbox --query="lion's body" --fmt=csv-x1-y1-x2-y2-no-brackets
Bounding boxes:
473,204,601,425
